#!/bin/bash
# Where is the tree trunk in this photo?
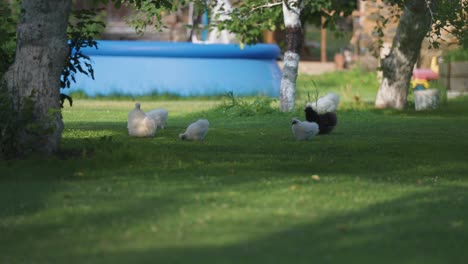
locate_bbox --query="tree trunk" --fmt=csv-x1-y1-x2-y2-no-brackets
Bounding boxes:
5,0,71,155
280,0,303,112
375,0,431,109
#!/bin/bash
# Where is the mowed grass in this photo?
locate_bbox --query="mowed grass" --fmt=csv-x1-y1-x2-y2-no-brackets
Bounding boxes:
1,71,468,264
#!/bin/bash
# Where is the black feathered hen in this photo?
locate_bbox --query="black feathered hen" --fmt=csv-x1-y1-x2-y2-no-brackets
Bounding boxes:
304,105,337,134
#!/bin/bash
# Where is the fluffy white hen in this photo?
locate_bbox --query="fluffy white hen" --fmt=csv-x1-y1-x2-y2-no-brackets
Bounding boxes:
127,102,156,137
146,108,168,129
179,119,210,141
291,118,319,141
307,92,340,113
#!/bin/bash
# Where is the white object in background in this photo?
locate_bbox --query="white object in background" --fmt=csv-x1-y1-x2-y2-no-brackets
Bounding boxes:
191,0,236,44
415,89,439,111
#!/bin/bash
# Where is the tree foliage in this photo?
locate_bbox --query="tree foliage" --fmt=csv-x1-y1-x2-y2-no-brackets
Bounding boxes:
62,8,105,89
373,0,467,50
0,0,20,78
106,0,465,53
118,0,358,46
426,0,468,49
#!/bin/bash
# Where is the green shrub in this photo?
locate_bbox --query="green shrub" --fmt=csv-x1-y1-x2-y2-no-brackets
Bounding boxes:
0,0,19,76
215,92,278,117
443,48,468,62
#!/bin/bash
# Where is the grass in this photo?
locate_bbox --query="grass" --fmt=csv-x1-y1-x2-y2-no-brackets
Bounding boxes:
1,71,468,264
296,68,380,105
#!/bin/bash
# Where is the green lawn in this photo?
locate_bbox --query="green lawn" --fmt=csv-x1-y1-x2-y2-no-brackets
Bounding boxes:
1,71,468,264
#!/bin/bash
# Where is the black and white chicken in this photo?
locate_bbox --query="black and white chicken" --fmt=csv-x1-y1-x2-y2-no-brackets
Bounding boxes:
304,105,337,134
307,92,340,113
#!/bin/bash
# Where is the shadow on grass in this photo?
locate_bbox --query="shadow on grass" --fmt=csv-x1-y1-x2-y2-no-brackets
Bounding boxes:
3,185,466,264
90,186,468,264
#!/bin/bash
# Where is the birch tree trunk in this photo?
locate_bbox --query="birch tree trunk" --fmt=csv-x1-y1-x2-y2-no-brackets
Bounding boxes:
5,0,71,154
375,0,431,109
280,0,303,112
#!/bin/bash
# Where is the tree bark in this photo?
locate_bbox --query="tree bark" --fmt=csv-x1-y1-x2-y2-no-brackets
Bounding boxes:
280,0,303,112
375,0,431,109
5,0,71,154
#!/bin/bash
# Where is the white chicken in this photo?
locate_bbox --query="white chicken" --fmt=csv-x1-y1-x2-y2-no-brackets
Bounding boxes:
146,108,168,129
291,118,319,141
127,102,156,137
179,119,210,141
307,92,340,113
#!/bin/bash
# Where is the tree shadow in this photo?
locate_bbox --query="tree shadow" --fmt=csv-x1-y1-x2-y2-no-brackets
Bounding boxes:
7,185,465,264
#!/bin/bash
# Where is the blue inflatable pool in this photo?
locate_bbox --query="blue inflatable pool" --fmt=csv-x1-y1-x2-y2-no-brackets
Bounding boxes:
67,40,282,97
